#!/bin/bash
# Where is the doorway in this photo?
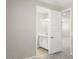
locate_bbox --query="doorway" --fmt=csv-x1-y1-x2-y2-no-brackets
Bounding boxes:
36,6,49,56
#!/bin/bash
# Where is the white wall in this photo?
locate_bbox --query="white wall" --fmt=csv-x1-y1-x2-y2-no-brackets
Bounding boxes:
62,11,72,37
6,0,36,59
62,9,73,54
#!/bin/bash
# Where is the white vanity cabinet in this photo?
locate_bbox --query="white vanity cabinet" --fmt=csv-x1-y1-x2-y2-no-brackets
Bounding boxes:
39,34,48,49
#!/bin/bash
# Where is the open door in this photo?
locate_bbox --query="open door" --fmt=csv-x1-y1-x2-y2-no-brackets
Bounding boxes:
48,10,63,54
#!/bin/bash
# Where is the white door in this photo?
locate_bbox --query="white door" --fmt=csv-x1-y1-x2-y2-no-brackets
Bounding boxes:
48,10,63,54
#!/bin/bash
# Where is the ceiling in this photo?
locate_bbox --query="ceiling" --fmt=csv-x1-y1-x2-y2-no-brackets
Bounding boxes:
37,6,49,13
39,0,72,10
